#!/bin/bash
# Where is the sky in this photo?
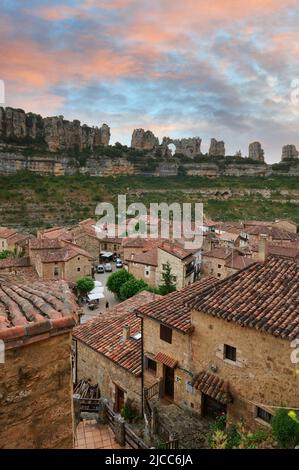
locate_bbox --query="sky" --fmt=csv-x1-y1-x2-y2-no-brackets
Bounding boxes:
1,0,299,162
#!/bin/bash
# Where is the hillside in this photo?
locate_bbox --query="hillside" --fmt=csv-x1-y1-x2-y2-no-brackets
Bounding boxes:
1,172,298,230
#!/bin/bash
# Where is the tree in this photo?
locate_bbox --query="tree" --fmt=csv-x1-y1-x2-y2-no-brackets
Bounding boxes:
159,262,176,295
272,408,299,448
106,269,133,297
119,278,149,301
0,250,14,260
76,277,95,296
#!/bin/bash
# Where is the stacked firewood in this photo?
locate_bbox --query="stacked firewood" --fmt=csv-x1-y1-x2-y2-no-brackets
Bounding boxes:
74,379,100,399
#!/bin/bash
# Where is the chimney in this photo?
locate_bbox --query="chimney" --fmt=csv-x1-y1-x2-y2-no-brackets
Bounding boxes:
258,234,268,262
123,324,130,341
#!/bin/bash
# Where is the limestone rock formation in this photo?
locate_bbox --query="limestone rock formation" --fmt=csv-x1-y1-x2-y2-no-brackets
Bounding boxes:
131,129,159,150
0,107,110,152
209,138,225,157
281,144,299,161
248,142,264,162
161,137,202,158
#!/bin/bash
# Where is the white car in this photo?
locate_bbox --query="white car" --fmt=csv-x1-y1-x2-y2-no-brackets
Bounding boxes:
116,259,123,268
105,263,112,272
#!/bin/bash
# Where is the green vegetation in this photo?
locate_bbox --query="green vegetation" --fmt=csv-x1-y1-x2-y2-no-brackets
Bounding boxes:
0,250,14,259
0,172,298,229
208,416,271,449
271,408,299,448
76,276,95,295
119,278,149,301
158,261,177,295
106,269,133,297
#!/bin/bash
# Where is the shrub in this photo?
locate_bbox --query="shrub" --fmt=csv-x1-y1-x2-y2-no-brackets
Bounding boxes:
0,250,14,260
76,276,95,295
106,269,133,297
119,278,149,301
271,408,299,448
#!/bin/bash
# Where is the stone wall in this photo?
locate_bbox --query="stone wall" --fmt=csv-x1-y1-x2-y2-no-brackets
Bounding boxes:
127,261,156,287
190,311,298,430
0,333,74,449
75,340,142,413
143,317,193,406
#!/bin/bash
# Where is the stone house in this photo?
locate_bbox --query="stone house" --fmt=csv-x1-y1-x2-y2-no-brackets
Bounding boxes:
126,248,158,288
187,254,299,429
0,279,78,448
135,278,217,405
28,238,93,282
73,291,161,414
202,246,255,279
137,253,299,432
156,241,200,289
71,219,101,261
0,227,30,253
37,226,73,242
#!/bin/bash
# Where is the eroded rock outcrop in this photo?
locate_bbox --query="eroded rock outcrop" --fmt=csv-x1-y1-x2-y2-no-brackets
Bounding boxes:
248,142,264,162
209,138,225,157
161,137,202,158
281,144,299,161
131,129,159,150
0,107,110,152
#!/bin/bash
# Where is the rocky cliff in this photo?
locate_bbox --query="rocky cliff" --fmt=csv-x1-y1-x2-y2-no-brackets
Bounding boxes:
0,107,110,152
0,107,298,178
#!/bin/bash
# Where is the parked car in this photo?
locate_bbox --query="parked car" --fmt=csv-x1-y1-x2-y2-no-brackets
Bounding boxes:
116,259,123,268
105,263,112,272
96,264,105,274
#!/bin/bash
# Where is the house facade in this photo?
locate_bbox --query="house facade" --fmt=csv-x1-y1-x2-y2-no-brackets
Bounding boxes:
0,280,78,449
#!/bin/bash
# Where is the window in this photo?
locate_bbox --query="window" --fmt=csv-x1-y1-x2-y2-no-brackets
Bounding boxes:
218,264,222,268
160,324,172,344
144,266,150,277
224,344,236,362
173,276,177,282
54,267,59,276
145,357,157,374
77,267,81,272
217,273,221,278
77,257,80,261
256,407,273,424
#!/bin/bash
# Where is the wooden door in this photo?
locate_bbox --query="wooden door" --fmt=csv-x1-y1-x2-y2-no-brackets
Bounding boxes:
115,386,125,413
202,394,227,419
164,365,174,400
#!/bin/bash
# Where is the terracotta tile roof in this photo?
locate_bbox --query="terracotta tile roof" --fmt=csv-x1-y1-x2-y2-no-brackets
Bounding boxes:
192,371,232,404
155,352,177,369
0,256,31,269
29,238,62,250
123,237,147,248
204,247,234,260
136,277,219,333
6,232,29,245
0,227,18,239
73,291,161,375
225,255,256,270
0,280,78,342
127,248,158,266
39,227,73,241
38,242,93,263
188,256,299,341
158,241,193,260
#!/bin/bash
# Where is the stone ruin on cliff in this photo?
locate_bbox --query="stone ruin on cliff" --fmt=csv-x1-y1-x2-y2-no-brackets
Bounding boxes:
131,128,159,150
248,142,264,162
281,144,299,161
209,138,225,157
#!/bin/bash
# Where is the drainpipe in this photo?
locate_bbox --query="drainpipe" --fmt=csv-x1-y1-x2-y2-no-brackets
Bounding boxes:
135,311,144,416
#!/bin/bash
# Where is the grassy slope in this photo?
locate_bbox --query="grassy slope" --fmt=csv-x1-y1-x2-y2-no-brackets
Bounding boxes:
0,172,298,229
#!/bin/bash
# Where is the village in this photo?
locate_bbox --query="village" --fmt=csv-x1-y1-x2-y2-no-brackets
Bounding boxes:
0,215,298,449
